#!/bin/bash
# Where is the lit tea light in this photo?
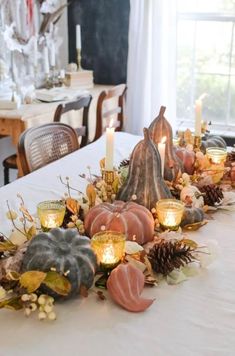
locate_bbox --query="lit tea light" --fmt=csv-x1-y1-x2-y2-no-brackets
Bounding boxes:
156,199,184,231
91,231,126,270
37,201,66,231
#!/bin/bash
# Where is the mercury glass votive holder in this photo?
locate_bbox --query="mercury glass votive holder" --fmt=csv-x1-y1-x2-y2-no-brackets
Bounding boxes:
37,200,66,231
91,231,126,271
206,147,227,164
206,147,227,183
156,199,185,231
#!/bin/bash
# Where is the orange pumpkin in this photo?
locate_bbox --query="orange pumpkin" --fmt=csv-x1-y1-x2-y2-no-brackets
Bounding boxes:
175,147,196,175
84,201,154,245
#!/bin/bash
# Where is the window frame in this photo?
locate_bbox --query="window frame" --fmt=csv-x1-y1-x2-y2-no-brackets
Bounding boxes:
176,10,235,133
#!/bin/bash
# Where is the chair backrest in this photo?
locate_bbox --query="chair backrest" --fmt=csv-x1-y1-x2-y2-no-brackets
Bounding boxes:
93,84,127,142
53,94,92,147
18,123,79,175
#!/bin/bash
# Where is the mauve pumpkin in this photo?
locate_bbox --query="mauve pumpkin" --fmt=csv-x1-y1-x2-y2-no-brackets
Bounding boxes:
149,106,184,181
84,201,154,245
117,128,172,210
175,147,196,175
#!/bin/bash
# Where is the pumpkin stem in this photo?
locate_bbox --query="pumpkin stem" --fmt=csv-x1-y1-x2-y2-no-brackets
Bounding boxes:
143,128,150,141
159,106,166,117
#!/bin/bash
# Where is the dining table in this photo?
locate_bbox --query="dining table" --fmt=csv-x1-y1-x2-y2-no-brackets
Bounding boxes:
0,132,235,356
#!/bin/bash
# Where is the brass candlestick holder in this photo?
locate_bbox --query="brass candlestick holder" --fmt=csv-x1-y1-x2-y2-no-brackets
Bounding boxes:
102,170,115,202
194,135,202,152
77,48,82,70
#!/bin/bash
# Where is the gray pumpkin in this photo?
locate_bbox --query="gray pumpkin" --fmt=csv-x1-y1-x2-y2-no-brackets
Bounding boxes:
22,228,97,298
149,106,184,181
117,128,172,210
201,135,226,154
181,207,204,227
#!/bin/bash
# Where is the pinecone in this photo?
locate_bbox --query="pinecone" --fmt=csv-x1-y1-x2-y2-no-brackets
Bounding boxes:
226,151,235,163
147,240,196,276
199,184,223,206
119,158,130,168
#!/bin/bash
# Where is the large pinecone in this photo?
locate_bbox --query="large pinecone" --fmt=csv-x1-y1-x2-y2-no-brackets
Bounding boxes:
226,151,235,165
147,240,196,276
199,184,223,206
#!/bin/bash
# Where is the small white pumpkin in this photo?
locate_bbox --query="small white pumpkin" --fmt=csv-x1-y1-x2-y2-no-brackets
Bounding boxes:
180,185,204,208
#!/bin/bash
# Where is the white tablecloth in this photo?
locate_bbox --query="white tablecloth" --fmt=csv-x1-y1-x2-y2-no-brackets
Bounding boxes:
0,132,235,356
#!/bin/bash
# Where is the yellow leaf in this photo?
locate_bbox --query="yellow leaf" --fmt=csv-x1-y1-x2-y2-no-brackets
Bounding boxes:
0,297,23,311
86,183,96,207
100,158,105,170
0,241,17,252
43,271,71,296
181,239,198,249
6,210,18,220
66,197,79,214
112,177,119,194
20,271,46,293
26,225,37,240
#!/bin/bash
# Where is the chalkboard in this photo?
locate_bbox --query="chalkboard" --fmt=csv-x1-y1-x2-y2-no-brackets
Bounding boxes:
68,0,130,85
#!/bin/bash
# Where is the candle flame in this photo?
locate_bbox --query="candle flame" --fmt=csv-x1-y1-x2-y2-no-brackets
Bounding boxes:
161,136,166,144
109,119,114,128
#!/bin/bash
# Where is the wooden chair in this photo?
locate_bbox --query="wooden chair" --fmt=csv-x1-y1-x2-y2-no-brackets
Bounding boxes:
2,95,92,185
18,123,79,176
93,84,126,142
53,94,92,148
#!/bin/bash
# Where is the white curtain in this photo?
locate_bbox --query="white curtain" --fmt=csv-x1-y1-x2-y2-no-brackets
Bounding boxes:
125,0,177,135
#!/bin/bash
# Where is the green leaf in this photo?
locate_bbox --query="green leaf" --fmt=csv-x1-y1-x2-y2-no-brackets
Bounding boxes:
20,271,46,293
166,270,187,285
43,271,71,296
0,297,23,310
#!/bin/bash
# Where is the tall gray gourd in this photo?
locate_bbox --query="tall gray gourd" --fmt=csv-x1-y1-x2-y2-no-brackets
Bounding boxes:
149,106,183,182
117,128,172,210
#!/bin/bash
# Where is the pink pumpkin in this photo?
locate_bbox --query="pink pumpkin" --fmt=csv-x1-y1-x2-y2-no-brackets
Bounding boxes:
84,201,154,245
175,147,196,175
107,263,154,312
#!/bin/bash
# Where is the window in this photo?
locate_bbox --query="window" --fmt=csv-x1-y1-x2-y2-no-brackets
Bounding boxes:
177,0,235,133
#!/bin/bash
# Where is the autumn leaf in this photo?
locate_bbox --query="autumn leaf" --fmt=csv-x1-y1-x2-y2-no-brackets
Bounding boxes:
26,225,37,240
86,184,96,207
112,177,119,194
0,241,17,253
6,210,18,220
43,271,71,296
0,297,23,311
100,158,105,170
66,197,79,214
6,271,21,281
181,239,198,249
20,271,46,293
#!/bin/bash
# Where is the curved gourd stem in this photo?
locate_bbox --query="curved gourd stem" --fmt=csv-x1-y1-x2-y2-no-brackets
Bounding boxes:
143,127,150,141
159,106,166,118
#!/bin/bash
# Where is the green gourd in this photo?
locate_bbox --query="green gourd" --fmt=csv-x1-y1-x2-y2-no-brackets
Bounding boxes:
181,207,204,227
117,128,172,210
201,135,226,154
22,228,97,298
